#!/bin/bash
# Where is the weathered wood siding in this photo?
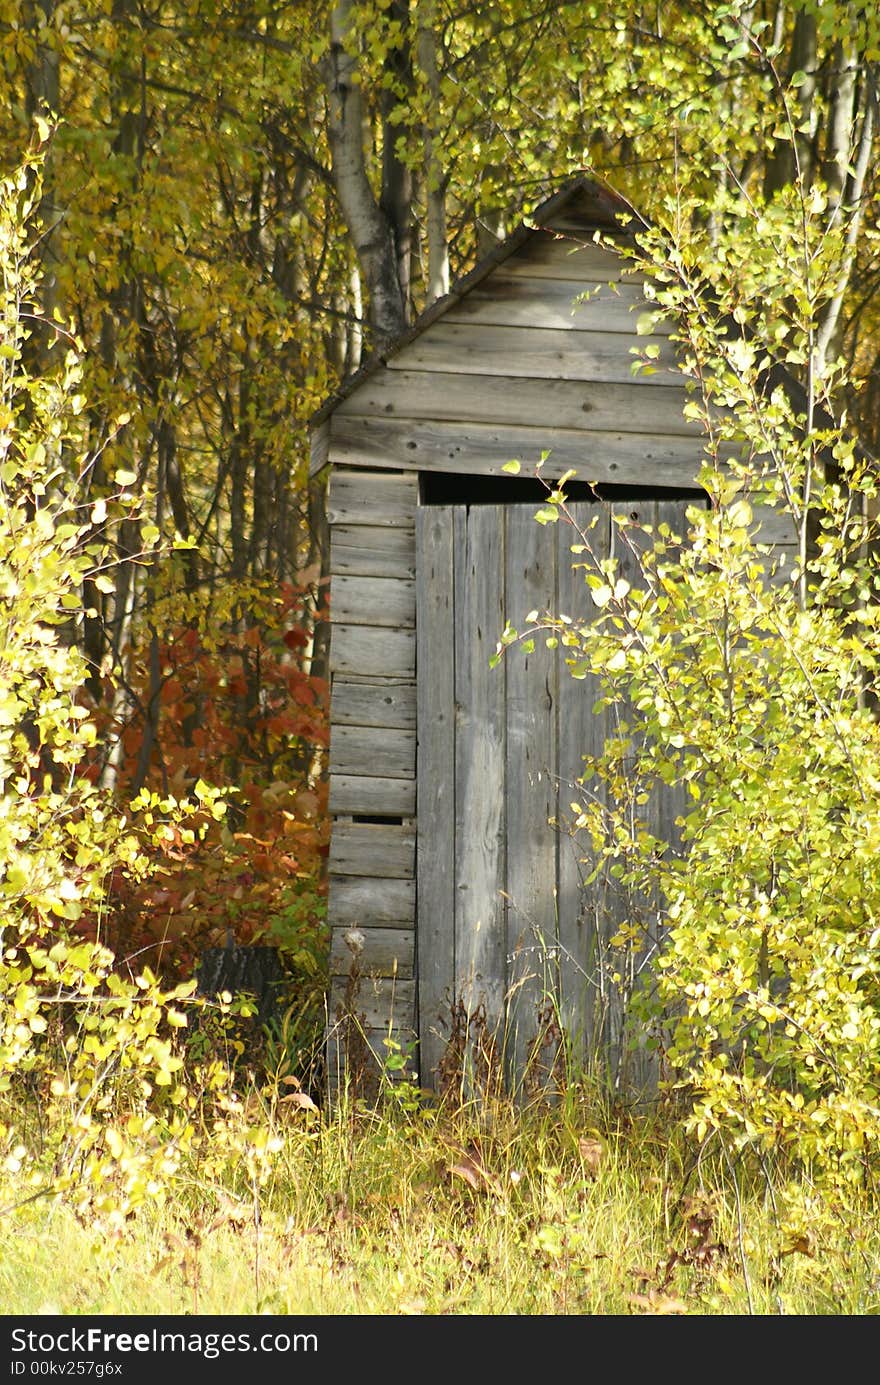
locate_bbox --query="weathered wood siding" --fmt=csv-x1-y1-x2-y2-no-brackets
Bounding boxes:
415,499,693,1098
323,225,707,489
325,466,418,1088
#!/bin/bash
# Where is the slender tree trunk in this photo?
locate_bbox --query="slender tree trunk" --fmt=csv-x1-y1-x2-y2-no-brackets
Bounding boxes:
417,2,449,303
325,0,408,348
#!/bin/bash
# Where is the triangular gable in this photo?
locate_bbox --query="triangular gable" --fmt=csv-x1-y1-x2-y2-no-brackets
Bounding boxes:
308,176,655,475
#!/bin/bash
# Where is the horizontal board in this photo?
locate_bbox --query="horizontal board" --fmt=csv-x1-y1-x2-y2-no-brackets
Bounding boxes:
334,370,693,436
329,623,415,678
329,822,416,878
330,926,414,978
331,678,416,730
329,773,416,817
327,979,417,1032
749,502,800,547
329,415,711,488
329,874,416,926
329,724,416,778
330,524,416,580
325,1027,419,1089
330,573,416,628
388,322,681,385
326,468,418,527
443,275,672,334
505,235,645,283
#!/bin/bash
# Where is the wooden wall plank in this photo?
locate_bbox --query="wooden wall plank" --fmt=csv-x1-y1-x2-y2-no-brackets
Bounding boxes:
330,574,416,628
326,468,417,526
331,678,416,730
331,524,416,579
329,875,416,926
328,978,416,1032
329,773,415,817
334,370,694,437
388,322,681,385
503,506,560,1091
330,927,414,978
416,505,456,1088
443,275,672,334
454,505,507,1046
749,501,800,547
329,822,415,879
329,624,415,678
504,236,645,283
329,415,710,487
507,236,643,282
555,502,612,1068
329,724,416,779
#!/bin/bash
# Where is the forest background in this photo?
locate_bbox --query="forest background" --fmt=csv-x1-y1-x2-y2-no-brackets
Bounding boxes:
10,0,879,1009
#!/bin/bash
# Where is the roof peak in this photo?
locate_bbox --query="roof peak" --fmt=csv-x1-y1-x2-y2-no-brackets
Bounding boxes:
309,174,638,436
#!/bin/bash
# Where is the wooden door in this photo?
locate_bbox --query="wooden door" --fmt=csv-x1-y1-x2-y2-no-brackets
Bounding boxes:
416,496,692,1097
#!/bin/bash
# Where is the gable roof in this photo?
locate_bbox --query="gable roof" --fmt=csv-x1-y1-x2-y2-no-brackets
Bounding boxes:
308,175,638,448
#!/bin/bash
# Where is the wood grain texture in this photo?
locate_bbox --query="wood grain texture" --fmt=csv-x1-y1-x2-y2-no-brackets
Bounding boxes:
331,677,416,730
329,926,414,978
331,524,416,579
555,502,611,1062
329,821,415,879
329,773,415,817
329,723,416,779
334,369,693,436
326,468,417,527
453,505,507,1035
415,505,457,1087
329,623,415,678
387,322,681,385
442,275,671,334
330,574,416,629
328,414,711,487
503,506,560,1092
329,874,416,926
503,235,646,283
328,977,416,1031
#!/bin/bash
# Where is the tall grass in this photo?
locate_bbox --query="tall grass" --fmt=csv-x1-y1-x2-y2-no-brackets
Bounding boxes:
3,1073,879,1316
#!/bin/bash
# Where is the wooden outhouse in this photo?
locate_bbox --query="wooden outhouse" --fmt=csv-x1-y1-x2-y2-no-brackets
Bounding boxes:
309,177,793,1098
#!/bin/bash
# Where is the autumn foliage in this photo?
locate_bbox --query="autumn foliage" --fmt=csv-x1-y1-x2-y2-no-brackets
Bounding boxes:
81,576,330,988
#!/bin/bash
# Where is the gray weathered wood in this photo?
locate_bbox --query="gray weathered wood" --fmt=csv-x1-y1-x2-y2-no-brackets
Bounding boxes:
328,415,714,487
388,322,681,385
555,501,612,1070
330,926,414,978
329,821,415,879
328,977,416,1031
330,574,416,628
503,506,560,1092
443,275,672,334
454,505,507,1044
329,623,415,678
326,468,418,527
329,773,415,817
331,524,416,579
505,235,645,283
331,677,416,730
415,505,456,1088
334,369,694,436
329,724,416,779
325,1024,420,1093
329,874,416,926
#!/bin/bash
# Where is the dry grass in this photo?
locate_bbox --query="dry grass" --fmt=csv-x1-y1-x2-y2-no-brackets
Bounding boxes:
3,1077,879,1317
